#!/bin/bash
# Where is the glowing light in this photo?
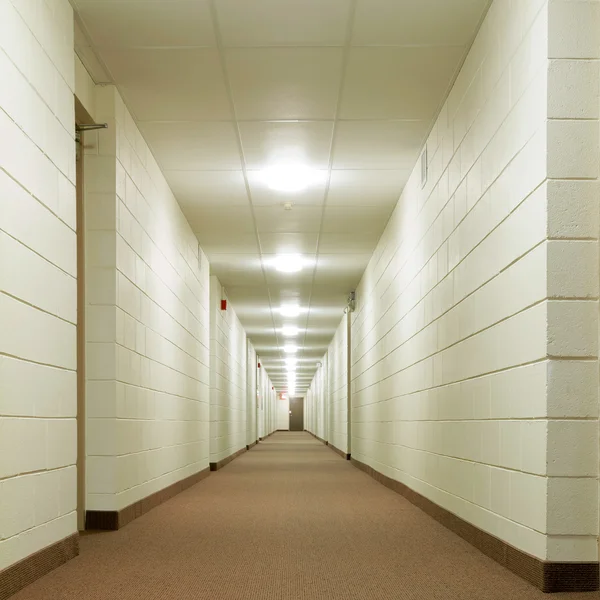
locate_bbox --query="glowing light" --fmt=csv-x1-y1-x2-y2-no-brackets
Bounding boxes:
281,326,300,337
284,345,298,354
260,165,325,193
279,305,301,318
273,254,304,273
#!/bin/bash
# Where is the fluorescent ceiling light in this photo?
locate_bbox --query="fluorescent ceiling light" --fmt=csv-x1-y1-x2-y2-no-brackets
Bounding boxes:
273,254,304,273
281,326,300,337
260,165,325,193
279,305,301,318
284,345,298,354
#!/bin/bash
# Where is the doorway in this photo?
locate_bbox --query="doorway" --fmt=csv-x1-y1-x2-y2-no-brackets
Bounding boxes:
75,106,86,532
289,397,304,431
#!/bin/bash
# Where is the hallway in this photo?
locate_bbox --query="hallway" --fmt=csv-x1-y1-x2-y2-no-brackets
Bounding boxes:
7,434,593,600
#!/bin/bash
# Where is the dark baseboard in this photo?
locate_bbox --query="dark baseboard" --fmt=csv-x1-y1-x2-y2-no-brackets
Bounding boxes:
210,446,247,472
307,431,351,460
328,443,351,460
350,457,599,593
0,533,79,600
246,440,258,450
86,467,211,531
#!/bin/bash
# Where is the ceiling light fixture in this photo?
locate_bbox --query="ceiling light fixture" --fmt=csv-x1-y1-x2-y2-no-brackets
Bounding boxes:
284,345,298,354
273,254,303,273
279,305,302,318
281,326,299,337
261,165,325,193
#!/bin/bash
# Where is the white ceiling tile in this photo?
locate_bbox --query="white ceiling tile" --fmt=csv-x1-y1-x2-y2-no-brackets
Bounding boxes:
198,232,259,254
258,232,319,254
225,285,270,303
187,206,256,234
73,0,490,387
209,254,264,286
77,1,215,48
318,232,379,254
313,253,370,285
327,170,407,207
225,48,344,120
100,48,231,121
304,310,347,327
166,171,248,206
352,0,489,46
239,121,334,169
254,206,323,233
246,170,327,206
263,253,316,286
340,47,467,120
212,269,264,287
321,206,392,234
138,122,241,170
216,0,352,46
332,120,427,169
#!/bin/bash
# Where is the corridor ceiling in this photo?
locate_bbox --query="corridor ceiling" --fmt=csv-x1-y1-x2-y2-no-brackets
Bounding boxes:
73,0,490,394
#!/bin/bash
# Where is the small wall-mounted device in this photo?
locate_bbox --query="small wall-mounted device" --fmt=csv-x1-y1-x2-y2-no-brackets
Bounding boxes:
347,291,356,312
221,299,227,310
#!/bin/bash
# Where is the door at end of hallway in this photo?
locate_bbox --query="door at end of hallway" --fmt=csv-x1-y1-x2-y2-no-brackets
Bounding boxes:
289,397,304,431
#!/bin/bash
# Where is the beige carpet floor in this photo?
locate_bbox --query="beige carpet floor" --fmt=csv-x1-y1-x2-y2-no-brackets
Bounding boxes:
11,433,597,599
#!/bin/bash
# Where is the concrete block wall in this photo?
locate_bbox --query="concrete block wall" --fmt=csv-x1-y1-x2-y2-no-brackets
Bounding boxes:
246,341,258,445
257,364,275,438
209,277,247,463
346,0,599,563
85,87,210,512
0,0,78,571
546,0,600,562
327,314,350,453
304,387,313,434
305,356,327,440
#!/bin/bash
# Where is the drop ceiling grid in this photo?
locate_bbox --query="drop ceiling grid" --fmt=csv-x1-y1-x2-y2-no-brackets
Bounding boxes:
72,0,492,392
205,0,354,392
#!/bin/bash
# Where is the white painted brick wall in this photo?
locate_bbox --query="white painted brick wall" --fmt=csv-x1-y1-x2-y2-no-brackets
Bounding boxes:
257,364,275,438
85,87,210,511
309,0,599,562
246,342,258,444
327,314,349,453
306,358,327,441
545,0,600,563
0,0,77,572
209,277,248,462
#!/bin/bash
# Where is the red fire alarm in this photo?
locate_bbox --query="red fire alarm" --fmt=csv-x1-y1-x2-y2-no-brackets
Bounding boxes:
220,299,227,310
258,362,261,368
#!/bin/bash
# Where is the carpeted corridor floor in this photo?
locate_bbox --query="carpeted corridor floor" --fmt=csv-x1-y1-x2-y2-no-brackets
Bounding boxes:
11,432,597,599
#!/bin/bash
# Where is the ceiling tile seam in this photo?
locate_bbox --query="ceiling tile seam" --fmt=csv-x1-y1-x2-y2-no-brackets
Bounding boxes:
73,13,137,105
134,118,426,124
91,46,217,50
163,167,414,173
313,0,497,337
299,0,358,382
207,0,283,380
